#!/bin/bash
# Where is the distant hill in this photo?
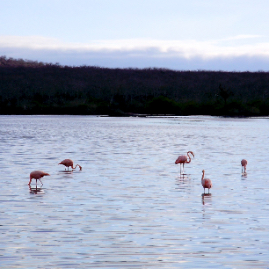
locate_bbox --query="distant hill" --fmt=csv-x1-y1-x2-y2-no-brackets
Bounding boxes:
0,56,269,116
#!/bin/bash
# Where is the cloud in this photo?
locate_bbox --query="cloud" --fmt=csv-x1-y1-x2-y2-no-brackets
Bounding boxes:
1,35,269,71
221,35,263,41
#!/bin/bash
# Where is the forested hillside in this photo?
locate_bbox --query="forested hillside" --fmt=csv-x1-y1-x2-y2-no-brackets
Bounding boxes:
1,56,269,116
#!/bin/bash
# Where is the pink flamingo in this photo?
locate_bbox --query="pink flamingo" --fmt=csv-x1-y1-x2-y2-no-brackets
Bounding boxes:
175,151,194,174
241,159,247,173
201,170,212,193
28,170,50,186
58,159,82,171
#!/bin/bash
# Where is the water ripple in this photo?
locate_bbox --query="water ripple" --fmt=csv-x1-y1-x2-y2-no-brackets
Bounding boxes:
1,115,269,268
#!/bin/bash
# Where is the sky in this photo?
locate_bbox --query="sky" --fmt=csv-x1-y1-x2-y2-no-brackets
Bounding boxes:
1,0,269,71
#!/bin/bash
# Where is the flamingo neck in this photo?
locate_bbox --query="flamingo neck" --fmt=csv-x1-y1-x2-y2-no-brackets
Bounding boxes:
186,152,192,163
201,171,205,181
73,164,82,170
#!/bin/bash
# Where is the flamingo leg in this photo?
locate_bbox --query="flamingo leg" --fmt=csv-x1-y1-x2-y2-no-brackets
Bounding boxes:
39,179,43,186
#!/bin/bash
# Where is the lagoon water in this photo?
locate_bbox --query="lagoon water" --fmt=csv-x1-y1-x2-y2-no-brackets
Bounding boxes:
1,115,269,268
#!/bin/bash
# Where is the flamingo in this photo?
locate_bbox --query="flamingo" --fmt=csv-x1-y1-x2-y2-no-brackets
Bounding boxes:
28,170,50,186
241,159,247,173
58,159,82,171
175,151,194,174
201,170,212,193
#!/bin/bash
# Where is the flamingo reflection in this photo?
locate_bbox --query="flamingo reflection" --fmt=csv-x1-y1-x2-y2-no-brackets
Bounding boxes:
201,193,212,205
29,185,44,194
177,173,189,180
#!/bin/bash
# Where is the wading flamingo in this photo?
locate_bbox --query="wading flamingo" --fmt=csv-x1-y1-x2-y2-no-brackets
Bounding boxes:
175,151,194,174
58,159,82,171
241,159,247,173
201,170,212,193
28,170,50,186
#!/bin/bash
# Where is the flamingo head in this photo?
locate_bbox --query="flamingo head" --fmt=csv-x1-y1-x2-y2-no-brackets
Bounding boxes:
189,151,195,158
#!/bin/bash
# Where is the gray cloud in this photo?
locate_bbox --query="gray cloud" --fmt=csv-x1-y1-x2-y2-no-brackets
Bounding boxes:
1,39,269,71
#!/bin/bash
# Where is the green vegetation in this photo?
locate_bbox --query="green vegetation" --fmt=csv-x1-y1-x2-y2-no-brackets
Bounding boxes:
1,56,269,116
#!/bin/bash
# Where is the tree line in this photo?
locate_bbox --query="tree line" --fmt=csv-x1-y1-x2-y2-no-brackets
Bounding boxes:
1,55,269,116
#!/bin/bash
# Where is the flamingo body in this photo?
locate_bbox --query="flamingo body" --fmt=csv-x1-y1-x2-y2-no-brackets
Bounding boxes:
175,155,188,164
59,159,82,171
29,170,50,185
175,151,194,174
241,159,247,173
201,170,212,193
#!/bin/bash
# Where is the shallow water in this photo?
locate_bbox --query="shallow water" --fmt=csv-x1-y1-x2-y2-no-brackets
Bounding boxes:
0,115,269,268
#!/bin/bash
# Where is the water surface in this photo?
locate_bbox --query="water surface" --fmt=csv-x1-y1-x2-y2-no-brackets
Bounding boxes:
1,115,269,268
